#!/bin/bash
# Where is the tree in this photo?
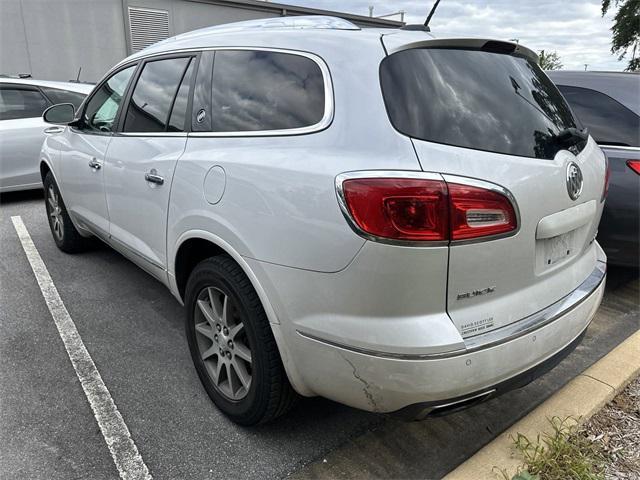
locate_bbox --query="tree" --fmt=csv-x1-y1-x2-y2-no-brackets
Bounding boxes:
538,50,563,70
602,0,640,71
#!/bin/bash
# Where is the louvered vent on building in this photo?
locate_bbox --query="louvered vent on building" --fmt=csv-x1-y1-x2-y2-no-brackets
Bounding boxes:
128,7,170,52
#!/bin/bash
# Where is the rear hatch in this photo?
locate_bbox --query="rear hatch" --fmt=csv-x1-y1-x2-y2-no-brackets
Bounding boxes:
380,36,607,338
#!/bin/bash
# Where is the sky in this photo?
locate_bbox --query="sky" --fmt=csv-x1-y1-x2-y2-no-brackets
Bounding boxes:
284,0,625,71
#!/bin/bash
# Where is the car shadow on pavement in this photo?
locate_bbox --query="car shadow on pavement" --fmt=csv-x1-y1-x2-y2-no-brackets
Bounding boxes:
0,189,44,204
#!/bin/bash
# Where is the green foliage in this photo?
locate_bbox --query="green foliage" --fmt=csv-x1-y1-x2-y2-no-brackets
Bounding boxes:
538,50,564,70
512,472,541,480
494,417,608,480
602,0,640,71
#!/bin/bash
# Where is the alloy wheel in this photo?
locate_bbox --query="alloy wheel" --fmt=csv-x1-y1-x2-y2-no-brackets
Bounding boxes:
47,185,64,241
194,286,253,401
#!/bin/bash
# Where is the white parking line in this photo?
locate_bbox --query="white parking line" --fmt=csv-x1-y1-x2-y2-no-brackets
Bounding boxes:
11,216,152,480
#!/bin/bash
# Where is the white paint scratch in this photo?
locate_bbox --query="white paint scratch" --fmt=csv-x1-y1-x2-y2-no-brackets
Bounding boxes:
11,216,152,480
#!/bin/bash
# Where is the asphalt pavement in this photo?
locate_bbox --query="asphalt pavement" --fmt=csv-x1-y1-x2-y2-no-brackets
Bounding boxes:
1,190,638,480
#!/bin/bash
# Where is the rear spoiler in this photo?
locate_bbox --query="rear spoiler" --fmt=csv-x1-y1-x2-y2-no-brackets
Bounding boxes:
381,35,539,64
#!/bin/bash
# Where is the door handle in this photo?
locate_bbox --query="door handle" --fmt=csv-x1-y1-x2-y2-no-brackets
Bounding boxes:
44,126,64,134
145,169,164,185
88,158,101,170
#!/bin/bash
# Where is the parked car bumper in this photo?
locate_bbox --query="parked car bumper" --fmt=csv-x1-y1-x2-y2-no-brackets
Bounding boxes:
275,251,606,415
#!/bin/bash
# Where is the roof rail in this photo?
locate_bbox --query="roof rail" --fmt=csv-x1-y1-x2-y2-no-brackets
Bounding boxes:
187,15,361,36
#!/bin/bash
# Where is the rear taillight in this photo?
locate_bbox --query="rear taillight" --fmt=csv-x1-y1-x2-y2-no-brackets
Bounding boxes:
341,178,449,241
627,160,640,175
448,183,518,240
338,174,518,244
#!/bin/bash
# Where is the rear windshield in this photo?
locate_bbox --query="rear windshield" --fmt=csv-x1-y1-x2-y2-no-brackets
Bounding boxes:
380,48,580,160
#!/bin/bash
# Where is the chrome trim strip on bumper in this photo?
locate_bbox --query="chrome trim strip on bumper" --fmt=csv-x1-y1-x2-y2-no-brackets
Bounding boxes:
464,260,606,353
297,260,607,360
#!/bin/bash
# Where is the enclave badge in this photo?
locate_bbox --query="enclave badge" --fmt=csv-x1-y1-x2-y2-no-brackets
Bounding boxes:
566,162,583,200
457,286,496,301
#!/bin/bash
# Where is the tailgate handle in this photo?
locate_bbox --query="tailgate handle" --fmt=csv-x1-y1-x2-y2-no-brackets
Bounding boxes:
536,201,596,240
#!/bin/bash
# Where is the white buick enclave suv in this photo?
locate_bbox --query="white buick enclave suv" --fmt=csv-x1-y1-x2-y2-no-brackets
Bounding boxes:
40,16,607,425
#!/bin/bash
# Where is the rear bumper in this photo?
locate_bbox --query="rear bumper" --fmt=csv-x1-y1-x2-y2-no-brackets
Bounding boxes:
394,326,588,419
290,258,606,413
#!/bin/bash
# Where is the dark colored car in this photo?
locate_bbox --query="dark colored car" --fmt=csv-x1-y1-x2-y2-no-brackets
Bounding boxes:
548,71,640,267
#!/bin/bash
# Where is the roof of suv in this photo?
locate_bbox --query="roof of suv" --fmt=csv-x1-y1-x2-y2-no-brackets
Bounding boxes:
0,77,94,94
546,70,640,116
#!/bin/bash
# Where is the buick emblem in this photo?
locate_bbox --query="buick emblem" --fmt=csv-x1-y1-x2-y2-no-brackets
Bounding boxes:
566,162,583,200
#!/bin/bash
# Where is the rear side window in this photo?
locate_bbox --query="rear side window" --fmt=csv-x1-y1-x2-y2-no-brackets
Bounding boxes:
380,48,579,160
40,87,87,110
556,85,640,147
123,56,191,133
0,88,49,120
208,50,325,133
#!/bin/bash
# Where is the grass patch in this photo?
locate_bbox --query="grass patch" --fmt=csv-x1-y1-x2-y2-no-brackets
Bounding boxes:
495,416,608,480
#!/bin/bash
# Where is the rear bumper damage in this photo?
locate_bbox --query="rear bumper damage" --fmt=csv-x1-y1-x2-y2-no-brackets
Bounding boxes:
292,253,607,415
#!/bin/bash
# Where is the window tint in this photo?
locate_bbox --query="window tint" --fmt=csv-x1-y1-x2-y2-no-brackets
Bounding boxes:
0,88,49,120
168,59,195,132
209,50,325,132
556,85,640,147
40,87,87,110
380,48,580,160
123,57,191,133
82,65,136,133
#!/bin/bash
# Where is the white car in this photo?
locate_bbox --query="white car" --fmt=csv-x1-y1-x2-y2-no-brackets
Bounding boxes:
40,16,607,425
0,78,92,192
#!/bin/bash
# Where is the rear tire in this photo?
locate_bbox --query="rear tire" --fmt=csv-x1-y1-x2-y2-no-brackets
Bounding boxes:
185,255,297,425
43,172,89,253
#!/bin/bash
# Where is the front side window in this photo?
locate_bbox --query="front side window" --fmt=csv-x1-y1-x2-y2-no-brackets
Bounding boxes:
123,56,192,133
40,87,87,111
380,48,580,160
208,50,326,132
0,88,49,120
556,85,640,147
81,65,136,133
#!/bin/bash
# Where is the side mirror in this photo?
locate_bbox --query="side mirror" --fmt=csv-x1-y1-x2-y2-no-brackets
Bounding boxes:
43,103,75,125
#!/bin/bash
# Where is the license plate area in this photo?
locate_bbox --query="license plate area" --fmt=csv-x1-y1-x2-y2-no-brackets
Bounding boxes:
535,229,581,273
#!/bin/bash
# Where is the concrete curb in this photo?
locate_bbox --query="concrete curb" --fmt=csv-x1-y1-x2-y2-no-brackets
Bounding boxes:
443,328,640,480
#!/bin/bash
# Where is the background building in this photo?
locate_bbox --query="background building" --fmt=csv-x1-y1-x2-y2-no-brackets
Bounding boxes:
0,0,401,82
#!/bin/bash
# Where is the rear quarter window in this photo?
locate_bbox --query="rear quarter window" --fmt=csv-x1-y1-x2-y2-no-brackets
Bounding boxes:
194,50,326,133
380,48,579,160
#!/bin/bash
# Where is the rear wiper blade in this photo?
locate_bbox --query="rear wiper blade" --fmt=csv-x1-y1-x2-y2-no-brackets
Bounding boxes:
553,127,589,149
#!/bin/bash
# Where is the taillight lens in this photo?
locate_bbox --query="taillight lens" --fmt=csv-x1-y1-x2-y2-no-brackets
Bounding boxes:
627,160,640,175
448,183,518,240
340,176,518,243
341,178,449,241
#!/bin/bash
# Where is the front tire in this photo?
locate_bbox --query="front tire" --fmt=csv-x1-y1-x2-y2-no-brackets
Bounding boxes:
43,172,89,253
185,256,297,425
